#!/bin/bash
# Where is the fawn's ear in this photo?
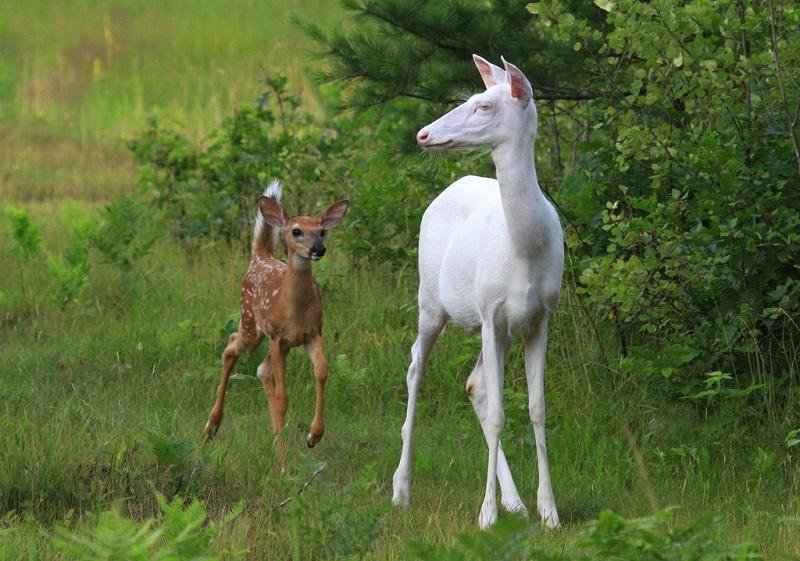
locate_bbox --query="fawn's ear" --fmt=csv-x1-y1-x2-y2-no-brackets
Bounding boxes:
259,195,286,228
316,199,350,229
473,54,506,89
501,56,533,103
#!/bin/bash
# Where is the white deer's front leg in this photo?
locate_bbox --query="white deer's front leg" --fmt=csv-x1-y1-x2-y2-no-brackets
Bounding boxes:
392,309,446,507
466,354,527,516
525,317,560,529
477,323,507,529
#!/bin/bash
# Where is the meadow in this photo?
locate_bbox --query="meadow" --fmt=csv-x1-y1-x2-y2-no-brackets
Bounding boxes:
1,1,799,559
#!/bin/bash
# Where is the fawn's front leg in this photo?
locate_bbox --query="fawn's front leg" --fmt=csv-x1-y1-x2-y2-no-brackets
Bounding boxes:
204,330,262,439
304,335,328,448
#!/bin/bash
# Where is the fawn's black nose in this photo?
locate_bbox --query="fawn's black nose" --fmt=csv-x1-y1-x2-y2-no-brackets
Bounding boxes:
310,245,326,260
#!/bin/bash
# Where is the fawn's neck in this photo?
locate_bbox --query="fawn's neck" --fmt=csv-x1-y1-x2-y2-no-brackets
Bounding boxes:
281,252,317,306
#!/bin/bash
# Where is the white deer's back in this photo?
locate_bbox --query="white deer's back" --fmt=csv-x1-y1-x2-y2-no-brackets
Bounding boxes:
419,175,563,335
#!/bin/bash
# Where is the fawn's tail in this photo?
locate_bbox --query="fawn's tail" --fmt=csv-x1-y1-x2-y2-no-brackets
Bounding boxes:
252,180,283,257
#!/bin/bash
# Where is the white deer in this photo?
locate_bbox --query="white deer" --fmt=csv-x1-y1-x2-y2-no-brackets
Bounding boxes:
391,55,563,529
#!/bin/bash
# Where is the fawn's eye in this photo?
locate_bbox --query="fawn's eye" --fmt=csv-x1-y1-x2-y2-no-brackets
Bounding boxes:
291,228,302,237
478,102,492,111
320,230,326,238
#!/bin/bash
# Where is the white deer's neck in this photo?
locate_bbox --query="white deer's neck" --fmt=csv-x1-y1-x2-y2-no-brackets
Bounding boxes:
491,136,550,255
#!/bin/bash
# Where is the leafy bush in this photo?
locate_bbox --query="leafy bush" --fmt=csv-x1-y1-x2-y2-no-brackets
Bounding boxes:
129,75,481,263
5,205,42,261
46,202,98,308
561,0,800,393
4,205,43,312
285,464,387,561
128,77,346,246
406,510,762,561
90,194,158,271
52,492,242,561
583,510,762,561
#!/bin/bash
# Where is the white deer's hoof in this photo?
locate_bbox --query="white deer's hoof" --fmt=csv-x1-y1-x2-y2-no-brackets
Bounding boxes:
391,471,410,507
478,498,498,530
502,499,529,517
391,492,410,507
202,421,217,440
538,499,560,529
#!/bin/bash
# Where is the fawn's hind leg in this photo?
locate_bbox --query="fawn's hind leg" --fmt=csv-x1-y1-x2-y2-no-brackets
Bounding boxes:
258,338,291,434
203,326,262,439
258,338,290,467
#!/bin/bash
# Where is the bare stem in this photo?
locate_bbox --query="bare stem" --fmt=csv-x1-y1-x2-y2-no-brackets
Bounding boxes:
767,0,800,176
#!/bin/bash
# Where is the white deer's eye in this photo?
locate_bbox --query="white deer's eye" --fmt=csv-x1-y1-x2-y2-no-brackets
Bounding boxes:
478,102,492,111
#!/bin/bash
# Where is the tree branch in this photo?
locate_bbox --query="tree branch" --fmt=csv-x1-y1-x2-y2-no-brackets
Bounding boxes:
767,0,800,176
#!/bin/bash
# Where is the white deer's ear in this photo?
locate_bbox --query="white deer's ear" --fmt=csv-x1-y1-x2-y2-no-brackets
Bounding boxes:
473,54,506,89
501,56,533,102
259,195,286,228
315,199,349,229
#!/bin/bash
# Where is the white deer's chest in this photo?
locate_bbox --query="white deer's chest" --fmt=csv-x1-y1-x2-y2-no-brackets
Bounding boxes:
439,245,541,335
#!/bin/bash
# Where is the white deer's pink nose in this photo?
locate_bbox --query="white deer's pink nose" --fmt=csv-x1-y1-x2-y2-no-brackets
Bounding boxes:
416,128,430,146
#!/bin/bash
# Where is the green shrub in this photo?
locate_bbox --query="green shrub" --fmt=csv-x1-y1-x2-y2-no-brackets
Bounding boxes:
406,510,762,561
298,0,800,403
5,205,42,261
128,76,346,246
52,492,242,561
128,75,481,263
583,510,762,561
555,0,800,396
46,203,98,308
285,464,387,561
90,194,158,271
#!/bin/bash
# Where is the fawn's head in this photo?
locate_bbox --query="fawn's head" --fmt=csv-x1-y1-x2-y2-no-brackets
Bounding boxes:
416,54,536,151
259,197,350,263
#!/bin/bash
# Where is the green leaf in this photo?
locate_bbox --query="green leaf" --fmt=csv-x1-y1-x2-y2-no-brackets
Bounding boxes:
594,0,615,12
526,2,541,15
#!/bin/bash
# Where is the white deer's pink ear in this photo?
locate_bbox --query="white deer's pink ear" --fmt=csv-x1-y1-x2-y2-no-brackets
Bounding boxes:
473,54,506,89
501,56,533,102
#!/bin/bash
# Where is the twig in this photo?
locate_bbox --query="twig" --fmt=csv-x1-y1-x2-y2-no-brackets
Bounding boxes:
276,463,328,508
622,424,660,513
767,0,800,176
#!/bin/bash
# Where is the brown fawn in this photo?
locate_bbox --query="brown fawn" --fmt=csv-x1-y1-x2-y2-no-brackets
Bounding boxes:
203,181,349,448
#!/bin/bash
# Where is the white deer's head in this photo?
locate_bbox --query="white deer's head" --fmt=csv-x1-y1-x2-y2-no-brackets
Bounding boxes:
416,55,536,151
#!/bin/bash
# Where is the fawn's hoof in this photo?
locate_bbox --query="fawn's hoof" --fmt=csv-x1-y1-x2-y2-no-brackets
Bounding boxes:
202,421,218,441
306,432,322,448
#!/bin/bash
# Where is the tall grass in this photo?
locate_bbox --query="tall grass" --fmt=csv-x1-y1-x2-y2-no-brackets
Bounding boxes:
0,0,341,201
0,203,798,558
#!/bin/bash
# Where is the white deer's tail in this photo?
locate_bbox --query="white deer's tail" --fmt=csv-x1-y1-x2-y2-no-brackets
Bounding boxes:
252,180,283,257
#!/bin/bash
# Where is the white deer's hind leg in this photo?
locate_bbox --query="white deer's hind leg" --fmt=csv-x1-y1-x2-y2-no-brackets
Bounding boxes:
525,317,561,529
392,307,447,507
477,323,508,530
466,354,528,516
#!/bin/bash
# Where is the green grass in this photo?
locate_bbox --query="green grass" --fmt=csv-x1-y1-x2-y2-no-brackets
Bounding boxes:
0,203,798,559
0,0,341,202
